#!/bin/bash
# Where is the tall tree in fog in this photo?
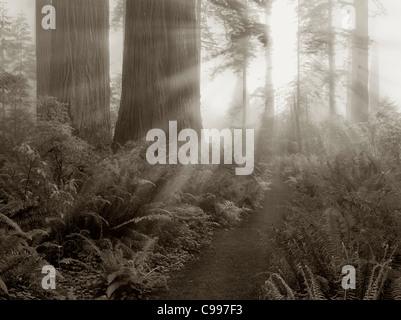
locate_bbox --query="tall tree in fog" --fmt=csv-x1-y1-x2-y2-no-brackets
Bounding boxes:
0,2,13,128
204,0,266,129
0,1,13,71
327,0,335,116
287,0,341,150
111,0,125,31
347,0,369,123
242,0,249,130
369,42,380,116
297,0,339,117
10,12,35,80
48,0,111,146
36,0,52,97
264,0,274,134
114,0,202,145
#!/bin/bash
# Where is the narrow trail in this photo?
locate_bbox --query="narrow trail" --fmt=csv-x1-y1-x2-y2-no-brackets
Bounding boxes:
150,180,292,300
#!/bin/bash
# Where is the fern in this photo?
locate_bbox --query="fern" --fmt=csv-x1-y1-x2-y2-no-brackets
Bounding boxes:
111,214,172,231
59,258,93,271
391,277,401,300
262,273,296,300
0,234,29,255
0,278,8,297
363,262,390,300
298,265,327,300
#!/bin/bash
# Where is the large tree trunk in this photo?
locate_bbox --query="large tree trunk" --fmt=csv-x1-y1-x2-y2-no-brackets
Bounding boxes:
50,0,111,146
165,0,202,132
113,0,169,145
114,0,201,145
347,0,369,123
36,0,53,98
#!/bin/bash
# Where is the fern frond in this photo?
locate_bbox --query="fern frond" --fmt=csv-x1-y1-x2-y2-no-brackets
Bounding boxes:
0,234,28,254
363,263,389,300
106,280,130,299
28,229,50,238
107,267,133,285
323,208,347,247
111,214,172,231
59,258,93,271
391,277,401,300
0,213,31,240
137,179,156,187
78,233,103,257
305,265,327,300
262,273,296,300
0,278,8,296
263,280,286,300
298,264,327,300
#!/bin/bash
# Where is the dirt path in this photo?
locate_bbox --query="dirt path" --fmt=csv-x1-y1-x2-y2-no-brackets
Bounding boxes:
150,180,291,300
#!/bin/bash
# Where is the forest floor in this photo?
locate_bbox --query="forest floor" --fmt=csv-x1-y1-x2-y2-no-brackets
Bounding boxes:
148,180,291,300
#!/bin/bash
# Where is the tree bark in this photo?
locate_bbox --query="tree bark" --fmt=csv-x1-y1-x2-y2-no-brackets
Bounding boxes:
114,0,202,145
50,0,111,146
165,0,202,132
36,0,53,98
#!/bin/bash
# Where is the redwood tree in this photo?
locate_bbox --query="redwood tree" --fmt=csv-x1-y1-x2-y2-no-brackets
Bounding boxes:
113,0,202,145
347,0,369,123
49,0,111,145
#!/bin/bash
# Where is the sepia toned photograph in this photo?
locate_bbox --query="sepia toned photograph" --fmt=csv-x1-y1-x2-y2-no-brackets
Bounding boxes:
0,0,401,306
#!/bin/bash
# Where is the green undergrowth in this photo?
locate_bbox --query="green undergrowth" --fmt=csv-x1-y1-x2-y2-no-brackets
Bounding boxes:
0,98,271,300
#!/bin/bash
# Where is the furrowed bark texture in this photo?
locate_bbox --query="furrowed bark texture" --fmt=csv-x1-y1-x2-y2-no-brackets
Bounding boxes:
36,0,52,98
50,0,111,145
114,0,202,145
347,0,369,123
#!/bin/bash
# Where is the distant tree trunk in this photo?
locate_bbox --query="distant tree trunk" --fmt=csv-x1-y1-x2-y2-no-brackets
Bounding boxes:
296,0,302,151
50,0,111,146
369,42,380,116
256,0,274,158
36,0,52,98
197,0,202,97
292,95,301,149
114,0,202,145
328,0,336,116
242,56,248,130
347,0,369,123
0,4,7,128
264,0,274,134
